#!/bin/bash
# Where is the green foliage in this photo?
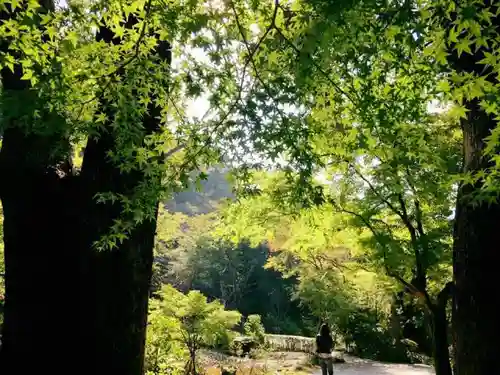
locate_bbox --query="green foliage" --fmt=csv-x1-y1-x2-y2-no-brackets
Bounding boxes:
155,205,310,336
341,307,409,363
213,1,465,368
0,0,330,251
3,0,499,371
224,0,459,300
420,0,500,201
217,174,439,362
244,315,266,345
159,285,240,366
146,301,186,375
146,285,241,374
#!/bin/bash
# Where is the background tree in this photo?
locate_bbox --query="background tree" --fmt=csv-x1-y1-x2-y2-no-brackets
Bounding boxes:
243,314,266,345
220,1,500,373
218,190,417,362
145,302,186,375
155,205,309,335
151,285,241,375
217,1,461,361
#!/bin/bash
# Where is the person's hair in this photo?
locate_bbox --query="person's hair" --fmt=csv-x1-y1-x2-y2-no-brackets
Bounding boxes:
319,323,331,337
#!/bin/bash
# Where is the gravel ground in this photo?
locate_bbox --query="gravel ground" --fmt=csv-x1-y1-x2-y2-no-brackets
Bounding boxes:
314,356,434,375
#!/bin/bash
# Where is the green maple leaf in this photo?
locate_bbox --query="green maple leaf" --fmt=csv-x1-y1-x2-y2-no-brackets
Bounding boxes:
434,45,449,65
21,70,33,81
455,38,473,57
436,79,450,93
449,105,468,119
478,52,497,66
480,100,497,115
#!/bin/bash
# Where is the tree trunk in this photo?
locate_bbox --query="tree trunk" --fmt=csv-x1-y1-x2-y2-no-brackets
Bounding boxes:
189,348,198,375
73,18,169,375
0,4,79,372
431,308,451,375
0,129,80,373
430,284,453,375
445,4,500,375
0,3,170,375
451,98,500,375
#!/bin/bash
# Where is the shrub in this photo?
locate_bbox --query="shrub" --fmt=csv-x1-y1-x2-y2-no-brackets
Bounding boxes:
145,299,186,375
338,307,409,363
146,285,241,374
244,315,266,344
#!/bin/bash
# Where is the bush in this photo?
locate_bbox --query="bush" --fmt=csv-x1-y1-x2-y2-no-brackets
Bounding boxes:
145,285,241,374
145,300,186,375
213,329,237,352
339,308,409,363
244,315,266,344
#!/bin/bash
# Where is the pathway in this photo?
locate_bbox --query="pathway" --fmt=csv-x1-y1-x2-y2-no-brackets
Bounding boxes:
314,356,434,375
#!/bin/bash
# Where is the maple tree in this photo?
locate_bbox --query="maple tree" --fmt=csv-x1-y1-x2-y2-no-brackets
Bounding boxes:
222,1,500,374
0,0,296,373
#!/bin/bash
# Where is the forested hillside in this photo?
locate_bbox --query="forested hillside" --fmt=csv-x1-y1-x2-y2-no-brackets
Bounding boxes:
157,170,311,335
164,167,234,216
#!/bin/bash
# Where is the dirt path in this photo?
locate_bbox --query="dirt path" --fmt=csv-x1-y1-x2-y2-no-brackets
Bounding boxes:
314,356,434,375
201,350,434,375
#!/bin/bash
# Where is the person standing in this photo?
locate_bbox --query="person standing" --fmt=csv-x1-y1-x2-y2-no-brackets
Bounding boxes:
316,323,334,375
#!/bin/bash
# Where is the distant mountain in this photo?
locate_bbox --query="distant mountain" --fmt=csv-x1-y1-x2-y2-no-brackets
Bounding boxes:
164,167,234,215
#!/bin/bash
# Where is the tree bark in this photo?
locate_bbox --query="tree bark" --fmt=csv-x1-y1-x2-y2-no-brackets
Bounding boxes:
430,284,452,375
451,98,500,375
446,4,500,374
431,308,451,375
0,131,79,373
0,3,170,374
0,2,79,373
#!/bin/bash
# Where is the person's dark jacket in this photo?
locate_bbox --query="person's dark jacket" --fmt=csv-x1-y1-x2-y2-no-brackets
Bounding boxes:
316,334,333,354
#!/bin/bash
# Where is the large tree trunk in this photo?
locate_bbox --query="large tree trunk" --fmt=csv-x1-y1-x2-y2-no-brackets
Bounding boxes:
442,3,500,374
431,310,451,375
0,130,80,373
446,4,500,375
451,98,500,375
74,18,169,375
0,3,170,374
0,3,79,372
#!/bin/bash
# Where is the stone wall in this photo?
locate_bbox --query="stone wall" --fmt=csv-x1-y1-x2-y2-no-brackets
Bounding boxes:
264,334,316,353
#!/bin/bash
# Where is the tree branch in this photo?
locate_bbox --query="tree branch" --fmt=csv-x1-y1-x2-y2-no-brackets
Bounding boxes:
383,264,420,295
414,198,425,238
270,5,357,105
402,167,426,238
436,281,454,309
164,144,184,159
397,194,418,246
351,165,406,220
230,0,287,123
175,0,280,175
351,163,428,299
396,194,427,291
329,199,428,300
